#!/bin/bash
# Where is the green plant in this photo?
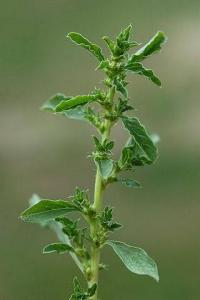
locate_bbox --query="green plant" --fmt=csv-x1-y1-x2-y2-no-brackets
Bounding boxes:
20,25,166,299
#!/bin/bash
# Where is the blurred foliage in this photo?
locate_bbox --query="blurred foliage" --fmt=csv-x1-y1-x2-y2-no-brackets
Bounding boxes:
0,0,200,299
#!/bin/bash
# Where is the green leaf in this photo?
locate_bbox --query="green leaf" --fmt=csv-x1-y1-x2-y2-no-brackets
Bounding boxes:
87,284,97,297
100,207,122,232
96,159,113,180
40,93,71,112
67,32,104,62
125,62,161,86
118,24,133,41
102,36,115,54
106,240,159,282
43,242,74,254
103,25,138,57
70,277,96,300
56,95,97,112
114,79,128,98
20,199,79,223
130,31,166,62
118,178,141,188
40,94,88,121
28,194,51,227
122,117,157,165
62,106,86,120
25,197,83,272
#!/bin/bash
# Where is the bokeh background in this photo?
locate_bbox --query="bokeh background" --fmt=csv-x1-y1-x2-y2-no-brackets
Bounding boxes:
1,0,200,299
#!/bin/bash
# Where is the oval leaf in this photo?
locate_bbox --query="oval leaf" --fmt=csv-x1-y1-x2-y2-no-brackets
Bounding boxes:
20,199,79,223
122,116,157,165
56,95,96,112
118,178,141,188
130,31,167,62
67,32,104,62
106,240,159,282
43,242,74,254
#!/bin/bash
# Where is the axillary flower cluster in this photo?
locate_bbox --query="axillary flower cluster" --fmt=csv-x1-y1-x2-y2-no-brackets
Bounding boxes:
20,25,166,300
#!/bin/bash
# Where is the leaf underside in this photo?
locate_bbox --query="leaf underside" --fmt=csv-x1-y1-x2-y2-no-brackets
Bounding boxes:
106,240,159,282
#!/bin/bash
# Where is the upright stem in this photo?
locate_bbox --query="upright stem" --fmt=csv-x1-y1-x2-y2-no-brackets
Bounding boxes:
89,87,114,300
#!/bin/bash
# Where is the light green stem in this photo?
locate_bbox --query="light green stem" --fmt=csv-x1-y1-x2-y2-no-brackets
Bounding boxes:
89,88,114,300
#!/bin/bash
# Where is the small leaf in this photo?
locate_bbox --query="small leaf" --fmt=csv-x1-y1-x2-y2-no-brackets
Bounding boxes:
102,36,115,54
130,31,166,62
41,93,71,112
118,178,141,188
56,95,97,112
70,277,96,300
96,159,113,180
117,24,132,43
20,199,79,223
67,32,105,62
125,62,161,86
100,207,122,232
114,79,128,98
122,116,157,165
87,284,97,297
106,240,159,282
43,242,74,254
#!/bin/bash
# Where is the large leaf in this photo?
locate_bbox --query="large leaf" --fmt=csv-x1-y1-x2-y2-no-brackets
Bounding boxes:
67,32,104,62
43,242,74,254
129,31,166,62
20,199,79,223
56,95,96,112
122,117,157,165
106,240,159,282
22,195,84,272
96,159,114,180
125,62,161,86
28,194,50,227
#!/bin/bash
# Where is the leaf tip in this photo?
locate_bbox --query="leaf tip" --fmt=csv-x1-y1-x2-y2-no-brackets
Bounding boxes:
66,32,74,39
157,31,168,44
154,270,160,282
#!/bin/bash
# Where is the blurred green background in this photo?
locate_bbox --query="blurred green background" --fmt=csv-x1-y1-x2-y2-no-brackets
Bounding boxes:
1,0,200,299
